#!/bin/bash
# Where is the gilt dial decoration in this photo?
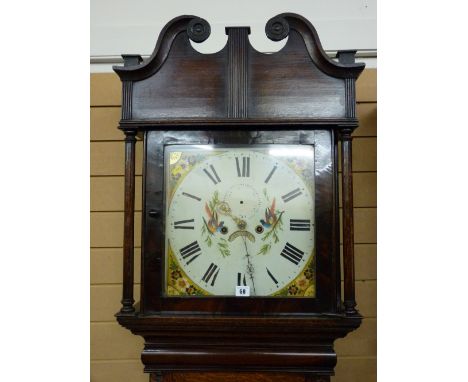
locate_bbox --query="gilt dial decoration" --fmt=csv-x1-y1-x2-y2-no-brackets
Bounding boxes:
164,145,316,297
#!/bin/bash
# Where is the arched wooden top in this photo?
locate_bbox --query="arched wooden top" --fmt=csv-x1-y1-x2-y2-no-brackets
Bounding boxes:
113,14,365,126
266,13,365,79
113,15,210,81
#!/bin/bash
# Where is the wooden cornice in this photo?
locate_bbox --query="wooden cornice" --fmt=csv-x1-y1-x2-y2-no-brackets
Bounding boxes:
269,13,365,79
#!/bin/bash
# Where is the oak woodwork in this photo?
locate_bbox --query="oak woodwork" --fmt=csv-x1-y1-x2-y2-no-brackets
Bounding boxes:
111,12,366,381
340,130,356,314
120,130,136,313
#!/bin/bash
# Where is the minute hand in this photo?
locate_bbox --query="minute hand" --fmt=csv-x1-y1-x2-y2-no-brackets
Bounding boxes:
216,202,247,229
242,236,256,295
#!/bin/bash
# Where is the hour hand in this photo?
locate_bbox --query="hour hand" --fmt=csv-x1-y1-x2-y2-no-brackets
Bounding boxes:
216,202,246,229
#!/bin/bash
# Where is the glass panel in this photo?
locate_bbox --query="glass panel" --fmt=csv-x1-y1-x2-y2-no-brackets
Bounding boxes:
164,145,316,298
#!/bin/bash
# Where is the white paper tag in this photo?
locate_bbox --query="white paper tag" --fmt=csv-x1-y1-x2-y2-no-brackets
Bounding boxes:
235,286,250,297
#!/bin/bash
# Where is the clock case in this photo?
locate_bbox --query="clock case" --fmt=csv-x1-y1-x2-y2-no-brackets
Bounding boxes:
113,13,365,381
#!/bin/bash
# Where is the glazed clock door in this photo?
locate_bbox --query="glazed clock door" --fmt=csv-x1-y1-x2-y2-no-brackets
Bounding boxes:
164,145,316,298
142,129,339,314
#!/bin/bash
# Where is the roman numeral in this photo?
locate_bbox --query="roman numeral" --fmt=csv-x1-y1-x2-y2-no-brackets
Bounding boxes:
290,219,311,231
237,272,247,286
174,219,195,230
182,192,201,201
280,242,305,265
235,157,250,177
180,241,201,265
266,267,278,285
202,263,220,286
281,188,302,203
203,165,221,185
264,165,277,184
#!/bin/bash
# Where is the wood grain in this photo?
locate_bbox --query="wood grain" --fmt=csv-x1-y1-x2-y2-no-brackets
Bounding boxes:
90,70,376,107
91,138,374,176
90,358,376,382
90,102,376,142
167,372,305,382
91,317,376,361
91,281,376,322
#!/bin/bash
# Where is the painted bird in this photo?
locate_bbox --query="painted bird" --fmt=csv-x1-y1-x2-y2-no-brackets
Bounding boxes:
204,203,224,233
260,198,277,228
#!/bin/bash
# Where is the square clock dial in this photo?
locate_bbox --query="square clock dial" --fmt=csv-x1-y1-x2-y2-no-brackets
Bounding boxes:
164,145,316,298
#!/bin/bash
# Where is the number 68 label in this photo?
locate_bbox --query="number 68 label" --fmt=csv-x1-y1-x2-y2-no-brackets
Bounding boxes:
235,286,250,297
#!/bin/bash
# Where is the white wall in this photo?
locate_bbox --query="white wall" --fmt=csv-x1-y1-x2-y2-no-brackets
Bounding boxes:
91,0,376,72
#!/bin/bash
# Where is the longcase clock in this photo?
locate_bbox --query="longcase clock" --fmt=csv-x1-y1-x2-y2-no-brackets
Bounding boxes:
112,13,365,382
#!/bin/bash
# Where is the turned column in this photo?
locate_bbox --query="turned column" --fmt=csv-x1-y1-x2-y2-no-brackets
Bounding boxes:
340,128,356,314
118,55,142,313
336,50,359,315
120,129,136,313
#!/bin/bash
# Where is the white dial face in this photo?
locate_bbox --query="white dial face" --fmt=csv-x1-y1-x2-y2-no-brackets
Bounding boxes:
165,146,315,297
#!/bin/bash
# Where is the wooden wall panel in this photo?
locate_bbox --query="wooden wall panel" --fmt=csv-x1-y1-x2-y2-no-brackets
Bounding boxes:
354,103,377,137
91,284,140,322
337,138,376,172
91,322,144,359
355,69,377,103
91,248,141,284
354,208,377,244
339,172,376,208
91,141,143,176
91,176,142,211
90,211,142,248
352,138,377,172
91,73,121,107
334,318,376,356
91,107,122,141
90,69,377,382
353,244,377,281
353,172,377,207
332,357,377,382
339,208,377,244
91,360,147,382
355,281,377,317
